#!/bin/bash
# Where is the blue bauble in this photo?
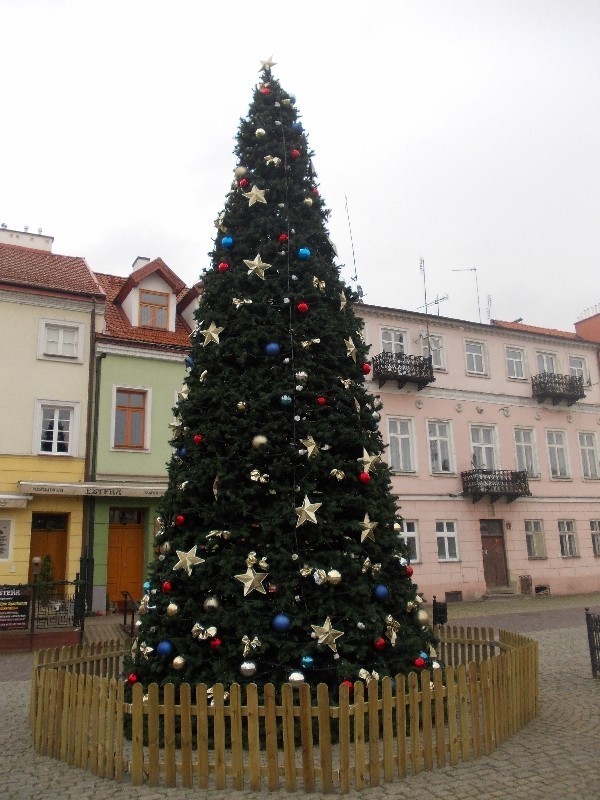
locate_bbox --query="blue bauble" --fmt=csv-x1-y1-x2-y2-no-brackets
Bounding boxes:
221,236,234,250
373,584,389,601
143,581,151,591
178,447,187,458
292,121,303,133
280,394,293,406
272,613,292,632
419,651,429,660
156,640,174,657
297,247,311,261
184,355,194,368
301,655,314,669
265,342,281,356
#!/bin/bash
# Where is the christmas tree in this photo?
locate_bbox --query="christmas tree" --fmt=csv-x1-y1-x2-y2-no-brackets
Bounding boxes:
128,58,436,693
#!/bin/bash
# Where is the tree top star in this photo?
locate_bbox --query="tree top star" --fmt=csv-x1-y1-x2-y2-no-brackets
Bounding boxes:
243,185,267,207
173,545,205,576
295,495,322,527
311,616,344,652
243,253,272,280
234,566,269,597
199,321,224,346
260,56,276,70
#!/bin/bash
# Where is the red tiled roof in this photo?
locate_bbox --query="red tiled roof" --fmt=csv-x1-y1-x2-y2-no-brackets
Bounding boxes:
491,319,582,341
0,243,105,299
114,257,186,304
95,272,192,350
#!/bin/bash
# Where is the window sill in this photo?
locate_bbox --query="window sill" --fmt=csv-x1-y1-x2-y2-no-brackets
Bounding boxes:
527,556,548,561
111,447,150,453
507,376,528,382
550,477,573,481
465,372,489,378
390,470,418,476
38,451,73,457
560,555,580,559
438,559,461,563
430,471,457,478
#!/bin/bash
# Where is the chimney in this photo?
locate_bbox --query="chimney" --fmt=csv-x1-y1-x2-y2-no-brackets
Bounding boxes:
0,225,54,252
131,256,151,272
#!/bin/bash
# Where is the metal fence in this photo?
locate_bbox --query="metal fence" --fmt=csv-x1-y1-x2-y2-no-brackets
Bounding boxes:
29,578,86,634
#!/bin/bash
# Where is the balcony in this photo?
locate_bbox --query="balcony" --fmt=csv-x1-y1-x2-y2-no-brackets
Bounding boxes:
461,469,531,504
372,352,435,390
531,372,585,406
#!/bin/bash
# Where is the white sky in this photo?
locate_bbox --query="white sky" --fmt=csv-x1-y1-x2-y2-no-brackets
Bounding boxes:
2,0,599,331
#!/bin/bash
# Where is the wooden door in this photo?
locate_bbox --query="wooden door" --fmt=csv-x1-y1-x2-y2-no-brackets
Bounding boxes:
107,516,144,605
480,519,509,588
28,528,67,584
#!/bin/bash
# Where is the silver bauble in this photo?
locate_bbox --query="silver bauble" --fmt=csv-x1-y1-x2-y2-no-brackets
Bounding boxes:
255,128,266,137
252,435,268,448
203,596,220,611
172,656,186,670
417,610,430,625
288,671,305,684
240,661,257,677
234,166,247,177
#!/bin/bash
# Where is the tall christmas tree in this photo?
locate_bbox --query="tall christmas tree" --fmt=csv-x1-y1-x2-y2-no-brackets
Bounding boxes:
128,58,436,692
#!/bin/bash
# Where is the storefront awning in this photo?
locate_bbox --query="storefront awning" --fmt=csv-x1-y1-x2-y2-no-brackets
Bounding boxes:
18,482,167,499
0,493,33,508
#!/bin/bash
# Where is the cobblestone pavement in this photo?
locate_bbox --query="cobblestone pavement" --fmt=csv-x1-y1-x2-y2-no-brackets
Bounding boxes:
1,595,599,799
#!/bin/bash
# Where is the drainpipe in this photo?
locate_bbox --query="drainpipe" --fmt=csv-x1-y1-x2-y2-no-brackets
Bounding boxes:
84,349,106,611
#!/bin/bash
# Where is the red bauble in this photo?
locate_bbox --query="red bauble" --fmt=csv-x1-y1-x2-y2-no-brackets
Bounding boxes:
209,638,222,651
316,396,327,406
161,581,172,593
362,363,371,375
358,471,371,485
413,657,426,669
193,434,204,445
373,637,386,651
341,679,354,692
291,149,300,160
406,565,414,577
268,583,277,594
312,187,320,195
297,302,309,314
175,514,185,526
239,177,249,188
218,262,229,273
260,87,271,95
278,233,289,243
127,673,138,686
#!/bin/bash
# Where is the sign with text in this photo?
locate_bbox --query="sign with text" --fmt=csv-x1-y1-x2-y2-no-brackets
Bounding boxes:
0,585,30,630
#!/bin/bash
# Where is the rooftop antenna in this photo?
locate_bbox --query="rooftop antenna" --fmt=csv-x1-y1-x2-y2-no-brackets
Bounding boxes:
486,294,492,322
418,293,449,316
420,258,431,355
452,267,482,323
344,193,363,300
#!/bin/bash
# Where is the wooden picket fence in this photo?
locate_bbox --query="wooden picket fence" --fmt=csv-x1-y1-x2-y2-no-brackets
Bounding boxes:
30,625,538,793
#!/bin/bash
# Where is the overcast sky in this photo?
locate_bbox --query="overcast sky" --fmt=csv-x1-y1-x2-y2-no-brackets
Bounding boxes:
2,0,599,331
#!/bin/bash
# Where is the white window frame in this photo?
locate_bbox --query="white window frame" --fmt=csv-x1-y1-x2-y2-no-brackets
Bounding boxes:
421,333,446,370
524,519,546,559
37,318,85,363
32,400,80,457
464,340,487,375
381,327,407,355
558,520,578,558
569,355,587,381
436,520,459,561
546,429,570,479
505,346,527,380
514,427,539,478
397,520,420,563
578,431,599,479
110,385,152,452
0,518,12,561
427,419,454,474
590,521,600,557
470,424,498,470
388,417,416,473
536,350,557,374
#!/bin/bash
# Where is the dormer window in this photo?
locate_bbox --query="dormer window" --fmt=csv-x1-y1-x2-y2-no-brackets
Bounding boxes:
139,289,169,329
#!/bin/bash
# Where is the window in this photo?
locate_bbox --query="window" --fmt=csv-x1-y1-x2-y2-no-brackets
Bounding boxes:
427,420,453,473
397,520,420,562
514,427,538,477
381,327,406,355
0,519,12,560
139,290,169,329
388,418,415,472
465,340,486,375
590,521,600,557
114,389,147,449
525,520,546,559
422,334,445,369
578,432,599,479
546,429,570,478
436,521,459,561
558,520,578,557
536,351,556,374
471,425,497,469
506,347,526,379
33,400,79,456
569,355,586,380
37,319,84,362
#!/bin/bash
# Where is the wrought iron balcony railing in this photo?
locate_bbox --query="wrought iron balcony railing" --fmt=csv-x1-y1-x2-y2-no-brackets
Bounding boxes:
372,351,435,390
461,469,531,504
531,372,585,406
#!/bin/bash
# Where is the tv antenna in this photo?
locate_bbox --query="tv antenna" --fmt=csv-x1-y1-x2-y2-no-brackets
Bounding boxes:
418,293,449,315
452,267,482,323
344,193,363,300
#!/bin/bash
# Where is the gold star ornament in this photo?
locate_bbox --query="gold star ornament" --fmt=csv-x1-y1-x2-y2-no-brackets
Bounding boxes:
243,253,272,280
344,337,357,361
199,321,224,346
295,495,322,527
260,56,277,70
234,566,269,597
243,185,267,207
173,545,205,576
300,435,320,458
358,448,381,473
311,616,344,652
359,513,378,543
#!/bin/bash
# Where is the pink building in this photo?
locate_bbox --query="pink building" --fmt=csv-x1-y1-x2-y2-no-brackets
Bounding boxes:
358,304,600,602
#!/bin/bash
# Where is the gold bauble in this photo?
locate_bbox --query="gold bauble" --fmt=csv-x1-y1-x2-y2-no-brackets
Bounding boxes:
252,435,268,448
166,602,178,616
172,656,186,670
255,128,266,137
234,166,247,177
327,569,342,585
417,609,430,625
236,401,246,411
203,596,220,611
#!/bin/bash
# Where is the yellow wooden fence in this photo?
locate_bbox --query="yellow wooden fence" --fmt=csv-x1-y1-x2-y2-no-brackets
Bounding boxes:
30,625,538,793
